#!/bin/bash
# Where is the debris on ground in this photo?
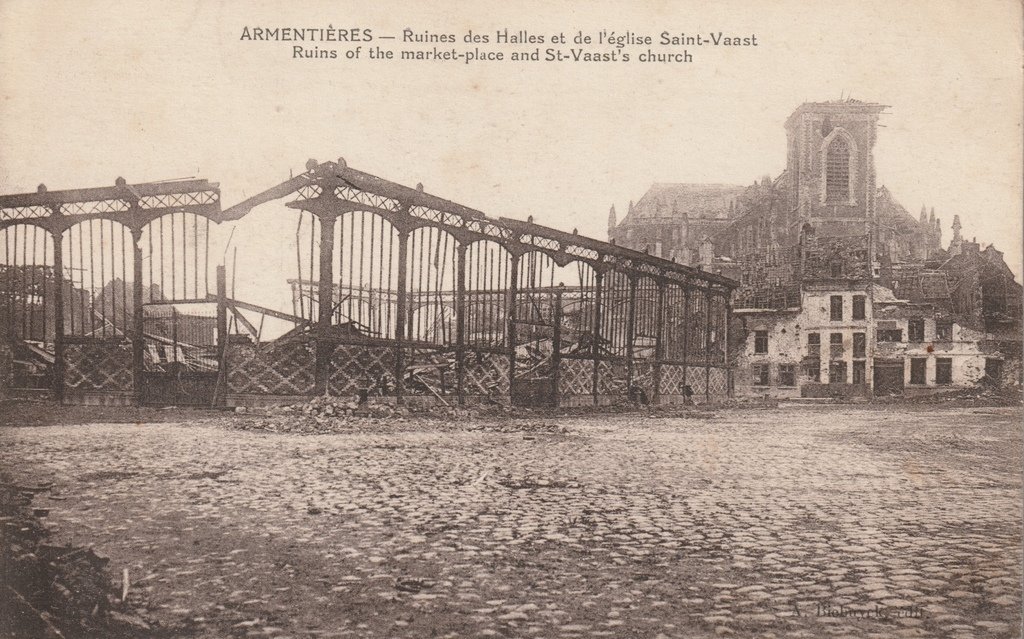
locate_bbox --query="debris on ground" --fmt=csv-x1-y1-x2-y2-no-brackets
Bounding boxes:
465,421,570,435
0,474,156,638
226,396,396,434
212,393,733,435
497,475,576,490
721,396,781,409
0,401,218,429
222,396,517,434
1,404,1020,637
875,385,1023,407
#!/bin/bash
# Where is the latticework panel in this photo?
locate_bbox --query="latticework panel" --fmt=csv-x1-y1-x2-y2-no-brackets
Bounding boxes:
558,358,593,397
227,341,315,395
686,367,709,404
334,186,401,212
565,244,599,261
296,185,323,200
708,366,729,399
328,344,396,396
596,359,627,396
64,341,133,391
659,364,689,396
61,199,129,215
410,205,466,229
0,205,50,221
520,234,560,252
464,219,512,241
463,351,510,397
138,190,218,210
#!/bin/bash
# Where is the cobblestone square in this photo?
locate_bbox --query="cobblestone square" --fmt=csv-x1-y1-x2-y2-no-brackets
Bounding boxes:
1,405,1020,638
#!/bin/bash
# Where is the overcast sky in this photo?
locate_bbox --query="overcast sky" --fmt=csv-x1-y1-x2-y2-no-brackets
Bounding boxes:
1,0,1021,299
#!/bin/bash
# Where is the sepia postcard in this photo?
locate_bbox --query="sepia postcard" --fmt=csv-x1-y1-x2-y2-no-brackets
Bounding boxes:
0,1,1021,637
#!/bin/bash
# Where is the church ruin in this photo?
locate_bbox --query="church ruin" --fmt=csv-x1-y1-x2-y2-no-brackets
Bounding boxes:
608,100,1022,397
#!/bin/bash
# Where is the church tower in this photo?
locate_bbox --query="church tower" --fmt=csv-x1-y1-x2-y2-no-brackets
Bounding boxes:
949,214,963,256
784,100,887,242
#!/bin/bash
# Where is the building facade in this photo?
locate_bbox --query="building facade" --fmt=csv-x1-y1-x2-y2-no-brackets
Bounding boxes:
611,99,1022,398
734,282,997,399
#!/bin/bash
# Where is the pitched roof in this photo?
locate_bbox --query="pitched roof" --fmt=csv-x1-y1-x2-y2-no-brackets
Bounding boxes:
919,272,951,300
889,267,952,305
629,183,746,221
875,186,920,230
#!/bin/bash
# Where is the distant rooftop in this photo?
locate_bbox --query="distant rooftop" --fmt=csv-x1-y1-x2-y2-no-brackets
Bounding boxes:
624,183,746,222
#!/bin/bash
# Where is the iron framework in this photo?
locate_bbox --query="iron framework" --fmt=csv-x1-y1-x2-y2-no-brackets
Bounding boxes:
0,160,736,406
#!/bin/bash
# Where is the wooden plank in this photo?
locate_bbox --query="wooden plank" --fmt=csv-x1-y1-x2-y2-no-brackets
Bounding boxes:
226,302,259,340
205,294,305,325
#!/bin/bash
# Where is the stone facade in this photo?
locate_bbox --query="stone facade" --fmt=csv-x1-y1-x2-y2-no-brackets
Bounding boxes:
611,99,1022,397
735,282,875,399
872,302,989,391
734,281,1009,398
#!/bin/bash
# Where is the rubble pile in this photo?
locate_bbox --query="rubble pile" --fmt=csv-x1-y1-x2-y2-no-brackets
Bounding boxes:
225,396,521,434
231,398,393,434
222,395,725,435
228,396,421,434
721,396,781,409
879,386,1023,407
273,395,397,419
0,476,150,638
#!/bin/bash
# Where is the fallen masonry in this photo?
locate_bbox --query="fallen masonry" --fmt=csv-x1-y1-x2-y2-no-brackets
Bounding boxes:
0,475,159,638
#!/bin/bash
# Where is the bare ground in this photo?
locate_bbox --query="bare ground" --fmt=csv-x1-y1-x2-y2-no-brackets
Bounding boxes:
0,404,1020,639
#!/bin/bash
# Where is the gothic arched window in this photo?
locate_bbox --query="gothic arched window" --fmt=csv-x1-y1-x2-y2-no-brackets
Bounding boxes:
825,136,850,202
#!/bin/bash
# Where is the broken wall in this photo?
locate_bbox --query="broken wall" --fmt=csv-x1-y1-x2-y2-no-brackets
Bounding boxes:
733,310,802,398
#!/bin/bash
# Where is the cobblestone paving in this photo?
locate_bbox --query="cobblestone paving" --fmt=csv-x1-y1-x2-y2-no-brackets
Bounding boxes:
1,406,1020,638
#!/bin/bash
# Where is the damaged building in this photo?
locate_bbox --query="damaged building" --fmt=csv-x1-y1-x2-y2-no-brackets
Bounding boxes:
609,99,1022,398
0,160,735,408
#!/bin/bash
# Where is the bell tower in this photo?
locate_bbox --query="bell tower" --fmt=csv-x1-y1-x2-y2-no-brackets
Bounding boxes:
784,100,887,241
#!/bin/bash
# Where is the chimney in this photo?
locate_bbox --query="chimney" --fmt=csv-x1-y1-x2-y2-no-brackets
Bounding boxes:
948,214,963,256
